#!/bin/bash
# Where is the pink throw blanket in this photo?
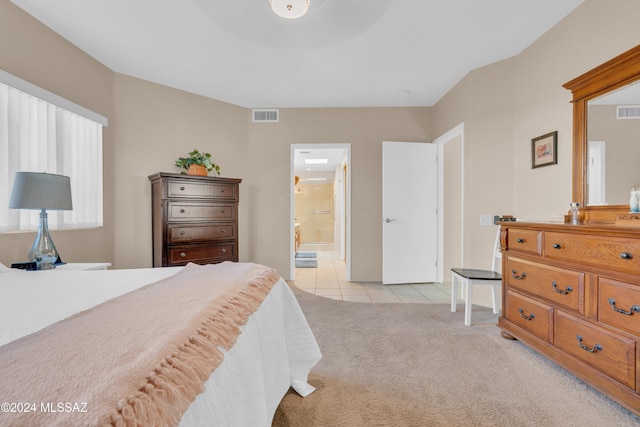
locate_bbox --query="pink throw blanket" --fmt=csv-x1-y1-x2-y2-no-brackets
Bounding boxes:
0,262,280,427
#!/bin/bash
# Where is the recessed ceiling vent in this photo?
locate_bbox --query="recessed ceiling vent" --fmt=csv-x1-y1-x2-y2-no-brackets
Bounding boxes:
617,105,640,119
252,109,279,123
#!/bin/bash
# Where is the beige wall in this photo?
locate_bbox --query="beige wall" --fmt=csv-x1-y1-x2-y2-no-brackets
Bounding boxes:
3,0,640,286
512,0,640,219
435,0,640,264
111,74,249,268
588,104,640,204
432,0,640,305
442,134,462,274
0,0,432,278
433,58,517,270
247,108,431,280
0,1,115,266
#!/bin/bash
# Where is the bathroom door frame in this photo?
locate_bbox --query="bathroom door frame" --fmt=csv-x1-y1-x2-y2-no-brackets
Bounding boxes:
290,143,351,281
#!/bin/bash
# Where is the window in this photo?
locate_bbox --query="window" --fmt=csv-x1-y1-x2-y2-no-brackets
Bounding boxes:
0,71,107,233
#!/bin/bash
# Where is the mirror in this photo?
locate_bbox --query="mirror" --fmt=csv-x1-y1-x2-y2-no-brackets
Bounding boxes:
564,44,640,222
587,81,640,206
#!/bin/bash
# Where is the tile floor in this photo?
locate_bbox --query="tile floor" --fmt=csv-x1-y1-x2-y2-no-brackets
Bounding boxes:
293,250,457,304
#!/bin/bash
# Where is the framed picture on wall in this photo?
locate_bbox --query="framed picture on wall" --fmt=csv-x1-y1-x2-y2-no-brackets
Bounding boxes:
531,131,558,169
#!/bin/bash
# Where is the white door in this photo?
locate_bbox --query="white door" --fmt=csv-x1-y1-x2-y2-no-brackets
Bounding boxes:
588,141,606,205
382,141,438,284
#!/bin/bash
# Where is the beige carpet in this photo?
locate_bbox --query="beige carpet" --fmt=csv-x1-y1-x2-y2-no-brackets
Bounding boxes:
273,285,640,427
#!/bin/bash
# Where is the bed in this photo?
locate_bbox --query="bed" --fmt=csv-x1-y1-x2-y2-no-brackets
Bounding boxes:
0,261,321,426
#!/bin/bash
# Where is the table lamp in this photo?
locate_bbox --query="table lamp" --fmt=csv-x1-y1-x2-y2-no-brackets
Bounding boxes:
9,172,73,270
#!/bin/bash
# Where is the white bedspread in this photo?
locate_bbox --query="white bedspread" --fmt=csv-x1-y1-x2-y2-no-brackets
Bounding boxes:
0,267,321,426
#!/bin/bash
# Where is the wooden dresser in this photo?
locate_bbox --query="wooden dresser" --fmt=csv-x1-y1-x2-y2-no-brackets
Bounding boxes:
498,221,640,416
148,172,242,267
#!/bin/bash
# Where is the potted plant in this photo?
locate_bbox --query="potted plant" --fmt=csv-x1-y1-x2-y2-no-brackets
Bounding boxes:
175,149,221,176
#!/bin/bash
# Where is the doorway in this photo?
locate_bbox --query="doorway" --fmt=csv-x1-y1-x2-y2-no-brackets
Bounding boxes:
290,144,351,281
588,140,606,205
433,123,465,282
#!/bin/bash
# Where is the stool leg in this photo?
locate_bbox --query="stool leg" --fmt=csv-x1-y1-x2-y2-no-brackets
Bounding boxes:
491,284,500,314
451,273,458,313
465,279,472,326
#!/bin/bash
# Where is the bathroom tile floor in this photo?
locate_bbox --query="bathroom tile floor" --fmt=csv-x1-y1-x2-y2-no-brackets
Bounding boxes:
293,250,459,304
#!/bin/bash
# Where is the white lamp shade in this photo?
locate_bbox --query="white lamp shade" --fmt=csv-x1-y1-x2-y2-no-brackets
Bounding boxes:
9,172,73,210
270,0,310,19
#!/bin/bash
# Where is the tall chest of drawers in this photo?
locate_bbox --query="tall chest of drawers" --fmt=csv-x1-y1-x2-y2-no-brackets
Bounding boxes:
148,173,242,267
498,222,640,416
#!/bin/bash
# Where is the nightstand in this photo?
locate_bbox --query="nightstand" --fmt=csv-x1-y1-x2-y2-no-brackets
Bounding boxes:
54,263,111,271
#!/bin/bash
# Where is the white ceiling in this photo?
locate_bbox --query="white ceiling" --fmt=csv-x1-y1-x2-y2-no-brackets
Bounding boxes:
10,0,584,108
294,147,345,177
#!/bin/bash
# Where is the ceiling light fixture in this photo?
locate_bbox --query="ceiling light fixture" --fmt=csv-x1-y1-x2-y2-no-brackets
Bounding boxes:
304,158,328,164
269,0,310,20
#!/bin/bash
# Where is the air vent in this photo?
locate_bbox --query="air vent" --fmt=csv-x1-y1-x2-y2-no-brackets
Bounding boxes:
252,109,279,123
617,105,640,119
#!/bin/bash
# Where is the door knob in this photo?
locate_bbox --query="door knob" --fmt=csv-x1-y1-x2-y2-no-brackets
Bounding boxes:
385,218,397,223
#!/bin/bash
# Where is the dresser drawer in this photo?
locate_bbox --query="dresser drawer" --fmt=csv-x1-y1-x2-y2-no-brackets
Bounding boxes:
167,179,237,201
506,257,583,311
598,278,640,336
167,202,235,222
168,243,236,265
505,290,553,343
507,229,542,256
167,223,236,244
556,310,636,389
544,232,640,275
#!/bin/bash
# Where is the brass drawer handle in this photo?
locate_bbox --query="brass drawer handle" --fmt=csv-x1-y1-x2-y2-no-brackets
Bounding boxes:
220,229,226,233
517,238,524,243
180,186,185,191
180,231,185,236
620,252,633,260
518,308,535,321
180,252,186,258
511,269,527,280
180,209,185,213
220,209,225,214
576,335,602,353
607,298,640,315
221,248,227,253
552,281,573,294
552,243,561,249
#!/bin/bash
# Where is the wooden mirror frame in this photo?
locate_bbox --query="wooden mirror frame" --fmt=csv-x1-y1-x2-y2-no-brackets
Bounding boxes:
563,44,640,223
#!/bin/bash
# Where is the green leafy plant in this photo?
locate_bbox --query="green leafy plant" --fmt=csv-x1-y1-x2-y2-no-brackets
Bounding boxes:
175,149,221,175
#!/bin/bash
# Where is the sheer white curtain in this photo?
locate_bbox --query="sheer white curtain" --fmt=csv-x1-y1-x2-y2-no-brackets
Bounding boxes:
0,82,104,232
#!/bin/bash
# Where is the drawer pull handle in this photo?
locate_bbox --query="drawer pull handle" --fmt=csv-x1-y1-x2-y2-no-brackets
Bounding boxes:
518,308,535,321
517,238,524,243
180,209,185,213
620,252,633,260
552,243,561,249
607,298,640,315
220,209,225,214
221,188,225,193
220,229,226,233
180,252,186,258
576,335,602,353
221,248,227,253
552,281,573,294
511,270,527,280
180,186,185,191
180,231,185,236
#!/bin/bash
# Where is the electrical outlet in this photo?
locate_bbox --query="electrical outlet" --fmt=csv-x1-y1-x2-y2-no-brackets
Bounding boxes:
480,215,493,226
